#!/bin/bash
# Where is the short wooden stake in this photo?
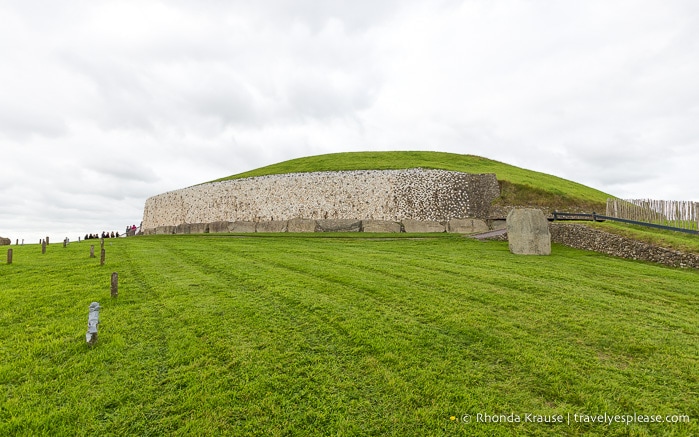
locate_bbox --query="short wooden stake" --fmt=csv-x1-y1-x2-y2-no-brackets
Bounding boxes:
90,245,95,258
7,249,12,265
63,239,67,248
41,240,46,254
86,302,100,346
111,272,118,298
46,236,50,245
100,248,105,266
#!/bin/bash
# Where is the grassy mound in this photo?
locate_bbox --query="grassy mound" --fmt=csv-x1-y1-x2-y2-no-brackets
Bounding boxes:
210,151,610,212
1,235,697,435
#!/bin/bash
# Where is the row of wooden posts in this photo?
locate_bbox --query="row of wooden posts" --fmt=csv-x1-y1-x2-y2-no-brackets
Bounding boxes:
6,238,108,264
3,239,119,346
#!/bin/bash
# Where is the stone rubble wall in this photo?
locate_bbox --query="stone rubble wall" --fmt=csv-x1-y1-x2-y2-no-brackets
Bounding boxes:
549,223,699,268
142,169,500,231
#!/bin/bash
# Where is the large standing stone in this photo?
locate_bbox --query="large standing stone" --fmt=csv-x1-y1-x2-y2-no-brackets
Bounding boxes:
287,218,318,233
447,219,489,234
402,220,446,233
0,237,10,246
362,220,402,233
506,209,551,255
256,221,288,233
316,219,362,232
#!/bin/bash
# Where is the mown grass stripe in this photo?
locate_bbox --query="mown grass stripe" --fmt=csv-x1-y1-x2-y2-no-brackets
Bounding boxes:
1,235,697,436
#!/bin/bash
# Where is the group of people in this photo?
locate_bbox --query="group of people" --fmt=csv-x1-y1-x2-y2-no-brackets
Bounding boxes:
82,225,138,241
85,231,119,240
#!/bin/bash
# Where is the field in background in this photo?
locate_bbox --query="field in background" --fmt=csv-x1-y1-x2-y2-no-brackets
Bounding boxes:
1,234,697,436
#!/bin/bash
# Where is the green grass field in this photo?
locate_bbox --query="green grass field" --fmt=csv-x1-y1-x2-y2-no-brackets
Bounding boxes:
1,234,697,436
209,151,610,212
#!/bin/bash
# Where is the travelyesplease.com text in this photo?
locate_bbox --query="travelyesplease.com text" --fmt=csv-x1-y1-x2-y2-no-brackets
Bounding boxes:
453,412,690,426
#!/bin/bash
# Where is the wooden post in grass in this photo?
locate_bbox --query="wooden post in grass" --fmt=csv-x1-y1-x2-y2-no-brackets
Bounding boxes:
63,238,67,248
90,245,95,258
7,249,12,265
100,248,105,266
86,302,100,346
41,240,46,254
111,272,118,298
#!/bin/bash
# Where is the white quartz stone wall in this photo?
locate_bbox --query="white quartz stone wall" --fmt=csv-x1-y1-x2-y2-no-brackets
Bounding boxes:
141,169,499,230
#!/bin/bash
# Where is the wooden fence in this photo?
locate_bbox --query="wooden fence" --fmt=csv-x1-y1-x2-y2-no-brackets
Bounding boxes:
606,198,699,232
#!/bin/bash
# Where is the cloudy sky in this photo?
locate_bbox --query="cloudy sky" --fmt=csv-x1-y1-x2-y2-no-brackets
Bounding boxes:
2,0,698,243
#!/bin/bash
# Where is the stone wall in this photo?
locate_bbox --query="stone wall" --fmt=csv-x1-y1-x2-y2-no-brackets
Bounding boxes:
142,169,500,232
549,223,699,268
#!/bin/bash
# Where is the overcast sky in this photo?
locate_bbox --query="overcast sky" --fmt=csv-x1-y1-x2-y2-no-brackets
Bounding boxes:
2,0,698,243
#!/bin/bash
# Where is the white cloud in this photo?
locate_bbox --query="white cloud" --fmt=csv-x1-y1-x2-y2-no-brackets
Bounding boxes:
1,0,697,243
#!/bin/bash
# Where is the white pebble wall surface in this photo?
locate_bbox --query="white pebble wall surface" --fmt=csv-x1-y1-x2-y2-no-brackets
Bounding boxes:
141,169,499,230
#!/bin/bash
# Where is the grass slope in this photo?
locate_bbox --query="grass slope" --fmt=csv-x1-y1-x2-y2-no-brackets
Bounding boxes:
210,151,610,211
1,235,697,436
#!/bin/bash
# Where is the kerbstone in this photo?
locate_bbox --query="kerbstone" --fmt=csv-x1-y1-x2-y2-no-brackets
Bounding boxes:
287,218,318,233
447,218,489,234
155,226,176,235
316,219,362,232
256,221,288,233
209,221,231,233
189,223,209,234
362,220,401,233
175,223,208,234
491,219,507,231
506,209,551,255
402,220,446,233
175,223,191,234
228,221,256,233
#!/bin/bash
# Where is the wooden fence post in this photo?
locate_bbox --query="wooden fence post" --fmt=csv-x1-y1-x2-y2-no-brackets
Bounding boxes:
42,240,46,254
46,236,50,245
7,249,12,265
100,248,105,266
111,272,118,298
